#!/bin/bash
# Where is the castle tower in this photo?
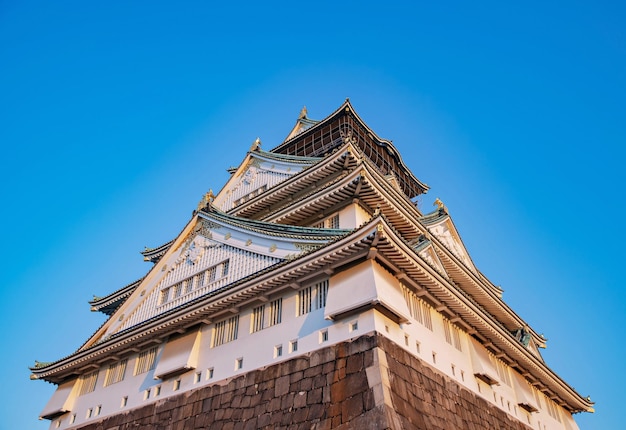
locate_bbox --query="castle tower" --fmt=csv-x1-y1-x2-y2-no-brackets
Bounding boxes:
31,101,593,429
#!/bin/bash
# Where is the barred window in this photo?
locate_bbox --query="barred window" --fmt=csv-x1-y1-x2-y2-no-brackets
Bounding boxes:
104,359,127,387
543,394,562,422
134,347,158,375
251,305,265,333
452,328,462,351
493,357,511,386
184,278,193,294
316,280,329,309
423,303,433,330
160,288,171,305
298,286,313,316
297,280,328,316
173,282,183,298
207,266,217,283
327,214,340,229
402,285,433,331
196,271,205,288
268,298,282,326
213,315,239,347
313,214,340,229
78,371,99,396
443,319,452,345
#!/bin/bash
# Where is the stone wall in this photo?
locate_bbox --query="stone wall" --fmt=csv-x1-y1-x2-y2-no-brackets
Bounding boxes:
74,333,531,430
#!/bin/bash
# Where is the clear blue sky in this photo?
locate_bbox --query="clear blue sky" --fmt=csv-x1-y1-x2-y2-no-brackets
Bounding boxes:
1,1,623,429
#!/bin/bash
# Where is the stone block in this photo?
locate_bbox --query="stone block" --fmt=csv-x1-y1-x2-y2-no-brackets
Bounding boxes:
275,375,290,396
341,392,364,422
307,387,322,405
346,353,364,374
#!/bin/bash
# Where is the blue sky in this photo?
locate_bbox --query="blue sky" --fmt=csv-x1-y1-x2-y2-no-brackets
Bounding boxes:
1,1,624,429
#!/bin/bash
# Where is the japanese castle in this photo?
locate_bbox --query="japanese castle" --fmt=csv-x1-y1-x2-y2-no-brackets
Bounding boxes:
32,100,593,429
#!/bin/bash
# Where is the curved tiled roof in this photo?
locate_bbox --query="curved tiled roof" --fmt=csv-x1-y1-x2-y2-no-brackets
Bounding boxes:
199,204,352,239
271,99,429,198
89,278,143,316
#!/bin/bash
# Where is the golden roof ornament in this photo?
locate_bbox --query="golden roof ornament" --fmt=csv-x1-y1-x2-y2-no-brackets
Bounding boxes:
299,106,307,119
250,137,261,151
197,189,214,210
434,198,446,212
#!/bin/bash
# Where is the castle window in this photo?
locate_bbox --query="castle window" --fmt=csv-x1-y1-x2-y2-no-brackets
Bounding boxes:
173,282,183,298
78,370,99,396
313,214,340,229
207,367,214,379
297,280,329,316
121,396,128,408
298,286,312,315
70,414,76,424
194,371,202,383
453,328,462,351
160,288,171,304
402,285,433,330
155,385,161,396
95,405,102,416
207,266,217,283
268,298,282,326
274,344,283,358
196,271,205,288
184,278,193,294
251,305,265,333
251,298,283,331
212,315,239,347
144,389,151,400
173,379,181,391
235,357,243,370
493,357,511,386
320,329,328,343
134,346,158,375
86,408,93,419
327,214,340,229
104,359,127,386
350,321,359,332
443,319,453,345
290,339,298,353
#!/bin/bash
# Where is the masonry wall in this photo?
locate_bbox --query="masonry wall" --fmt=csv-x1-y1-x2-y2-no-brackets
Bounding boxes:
72,333,532,430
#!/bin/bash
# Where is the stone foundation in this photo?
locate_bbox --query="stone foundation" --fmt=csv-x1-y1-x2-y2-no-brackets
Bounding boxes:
74,333,531,430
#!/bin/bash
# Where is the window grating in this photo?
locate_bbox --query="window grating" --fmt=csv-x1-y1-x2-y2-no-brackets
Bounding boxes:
213,315,239,347
135,346,158,375
104,359,127,387
78,371,99,396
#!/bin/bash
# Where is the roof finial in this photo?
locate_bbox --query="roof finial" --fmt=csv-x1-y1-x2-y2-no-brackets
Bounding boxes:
299,106,307,119
434,198,446,212
197,189,214,210
250,137,261,151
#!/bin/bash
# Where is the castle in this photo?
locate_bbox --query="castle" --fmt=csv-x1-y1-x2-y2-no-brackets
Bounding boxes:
32,101,593,429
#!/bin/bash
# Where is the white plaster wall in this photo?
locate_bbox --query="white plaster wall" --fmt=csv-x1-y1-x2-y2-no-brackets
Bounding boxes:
371,302,577,430
49,279,578,430
337,203,371,230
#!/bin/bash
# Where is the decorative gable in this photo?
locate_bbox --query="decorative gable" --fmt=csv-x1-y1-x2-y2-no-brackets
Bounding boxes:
428,218,477,274
84,209,346,348
213,150,318,212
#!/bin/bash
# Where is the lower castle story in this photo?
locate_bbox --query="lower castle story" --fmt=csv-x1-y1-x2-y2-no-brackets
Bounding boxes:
41,258,581,430
61,333,570,430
